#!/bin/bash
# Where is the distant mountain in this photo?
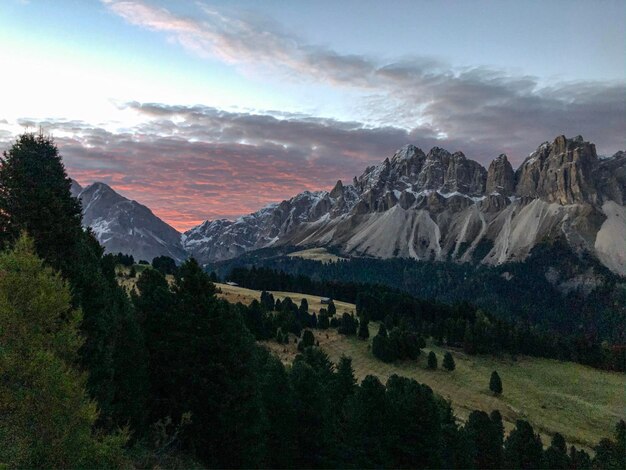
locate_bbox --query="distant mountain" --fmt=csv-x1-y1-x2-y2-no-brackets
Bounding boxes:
184,135,626,277
71,181,186,262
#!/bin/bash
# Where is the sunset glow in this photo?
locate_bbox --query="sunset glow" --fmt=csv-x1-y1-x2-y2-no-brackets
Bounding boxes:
1,0,624,231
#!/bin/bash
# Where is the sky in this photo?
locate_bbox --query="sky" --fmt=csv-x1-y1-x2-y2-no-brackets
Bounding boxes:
0,0,624,231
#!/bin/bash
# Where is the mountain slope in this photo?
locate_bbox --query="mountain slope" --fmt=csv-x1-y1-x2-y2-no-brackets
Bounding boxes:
184,135,626,276
72,182,186,262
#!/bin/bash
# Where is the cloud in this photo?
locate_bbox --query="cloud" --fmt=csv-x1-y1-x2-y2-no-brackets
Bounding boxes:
3,1,623,231
7,110,414,230
4,95,624,231
102,0,626,157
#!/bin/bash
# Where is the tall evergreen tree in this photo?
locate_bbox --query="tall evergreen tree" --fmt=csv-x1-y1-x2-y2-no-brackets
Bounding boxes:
358,316,370,339
427,351,438,370
504,420,544,469
464,410,503,469
334,355,357,408
327,299,337,316
443,351,456,371
0,235,127,467
0,133,83,267
544,433,570,469
0,132,147,429
489,370,503,395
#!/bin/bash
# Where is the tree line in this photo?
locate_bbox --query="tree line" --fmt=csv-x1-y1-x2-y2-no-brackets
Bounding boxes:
212,242,625,347
228,266,625,371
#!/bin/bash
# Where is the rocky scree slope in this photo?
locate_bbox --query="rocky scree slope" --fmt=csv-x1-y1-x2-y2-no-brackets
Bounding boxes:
184,135,626,277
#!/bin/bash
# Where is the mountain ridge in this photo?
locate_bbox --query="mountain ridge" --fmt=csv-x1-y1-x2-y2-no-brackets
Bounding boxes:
183,135,626,276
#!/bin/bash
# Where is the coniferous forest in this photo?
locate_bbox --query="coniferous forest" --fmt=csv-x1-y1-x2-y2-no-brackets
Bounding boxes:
1,133,624,468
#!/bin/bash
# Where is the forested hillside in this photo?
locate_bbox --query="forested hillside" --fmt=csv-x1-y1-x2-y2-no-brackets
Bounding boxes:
210,244,626,344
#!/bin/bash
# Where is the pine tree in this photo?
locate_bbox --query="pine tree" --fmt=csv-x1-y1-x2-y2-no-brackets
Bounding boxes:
443,351,455,371
544,433,570,469
298,329,315,351
152,255,177,275
504,420,544,469
358,317,370,339
489,370,503,395
338,312,357,335
318,309,330,329
464,410,503,469
327,299,336,316
0,132,83,267
0,132,147,429
427,351,437,370
0,235,127,467
334,355,357,409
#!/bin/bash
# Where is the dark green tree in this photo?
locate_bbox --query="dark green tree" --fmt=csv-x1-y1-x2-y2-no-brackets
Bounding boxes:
318,309,330,329
443,351,455,371
333,355,357,409
464,410,503,469
358,316,370,339
427,351,437,370
569,446,592,470
0,235,128,467
152,255,177,275
489,370,503,395
0,132,147,429
592,420,626,470
490,409,505,449
298,329,315,351
338,312,357,335
385,375,442,468
372,323,393,362
289,360,331,468
343,375,389,467
0,132,82,267
544,433,570,469
504,420,544,469
257,351,297,468
144,258,264,467
327,299,336,316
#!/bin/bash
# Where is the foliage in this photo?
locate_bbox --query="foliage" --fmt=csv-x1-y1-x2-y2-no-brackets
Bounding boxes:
443,351,456,371
0,235,128,467
489,371,503,395
152,255,177,275
428,351,438,370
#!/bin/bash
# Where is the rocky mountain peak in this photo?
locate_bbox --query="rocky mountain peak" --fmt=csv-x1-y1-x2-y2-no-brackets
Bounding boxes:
74,181,186,262
515,135,599,204
486,153,515,196
330,179,344,198
182,135,625,276
391,144,422,162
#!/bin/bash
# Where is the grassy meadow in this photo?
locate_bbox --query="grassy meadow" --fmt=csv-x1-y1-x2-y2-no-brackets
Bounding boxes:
286,247,347,263
218,283,625,450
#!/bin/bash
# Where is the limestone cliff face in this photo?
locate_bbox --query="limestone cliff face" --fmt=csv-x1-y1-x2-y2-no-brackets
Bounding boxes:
184,135,626,276
486,154,515,196
595,151,626,205
515,135,599,204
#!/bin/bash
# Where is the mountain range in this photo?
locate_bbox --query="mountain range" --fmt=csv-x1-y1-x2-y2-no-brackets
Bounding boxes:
72,135,626,277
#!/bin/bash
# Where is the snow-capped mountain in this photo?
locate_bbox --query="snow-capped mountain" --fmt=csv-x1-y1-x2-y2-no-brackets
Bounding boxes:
71,181,186,262
184,135,626,276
